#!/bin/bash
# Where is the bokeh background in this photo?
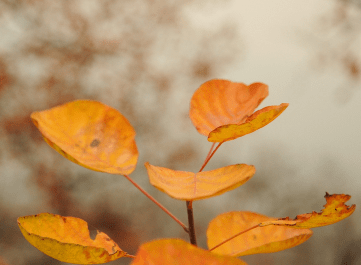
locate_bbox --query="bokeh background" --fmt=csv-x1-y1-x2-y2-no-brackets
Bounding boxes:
0,1,360,264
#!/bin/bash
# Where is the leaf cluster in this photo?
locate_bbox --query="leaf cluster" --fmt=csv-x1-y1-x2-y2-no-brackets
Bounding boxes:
18,79,355,264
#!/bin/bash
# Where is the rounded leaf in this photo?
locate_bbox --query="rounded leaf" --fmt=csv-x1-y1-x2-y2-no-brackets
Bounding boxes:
190,79,269,136
207,211,313,257
145,163,255,201
131,239,248,265
208,103,289,142
18,213,129,264
31,100,138,175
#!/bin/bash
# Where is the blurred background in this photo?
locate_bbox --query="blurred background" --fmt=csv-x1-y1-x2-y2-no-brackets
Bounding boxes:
0,0,360,264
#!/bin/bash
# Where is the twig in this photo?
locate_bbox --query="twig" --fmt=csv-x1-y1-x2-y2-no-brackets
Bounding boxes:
199,142,224,172
186,201,197,245
124,174,189,233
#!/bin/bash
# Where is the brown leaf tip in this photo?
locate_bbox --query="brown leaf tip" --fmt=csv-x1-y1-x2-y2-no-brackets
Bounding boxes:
324,193,355,210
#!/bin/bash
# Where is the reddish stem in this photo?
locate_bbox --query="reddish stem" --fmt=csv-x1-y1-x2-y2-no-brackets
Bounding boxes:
199,142,224,172
208,224,260,252
123,174,189,233
205,142,216,161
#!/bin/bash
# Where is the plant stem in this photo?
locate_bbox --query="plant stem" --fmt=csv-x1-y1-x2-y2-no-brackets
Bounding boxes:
199,142,224,172
186,200,197,245
123,174,189,233
205,142,216,161
185,142,225,245
208,224,260,251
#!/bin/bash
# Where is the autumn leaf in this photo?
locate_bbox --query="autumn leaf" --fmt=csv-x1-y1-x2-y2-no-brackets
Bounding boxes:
208,104,288,142
190,80,268,136
31,100,138,175
131,239,248,265
18,213,131,264
145,162,256,200
259,193,356,228
207,211,313,257
189,79,289,142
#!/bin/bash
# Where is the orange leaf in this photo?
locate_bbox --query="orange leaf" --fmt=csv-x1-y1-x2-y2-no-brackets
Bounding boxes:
207,211,313,257
18,213,130,264
190,79,269,136
208,103,289,142
259,193,356,228
145,162,256,200
131,239,248,265
31,100,138,175
189,79,288,142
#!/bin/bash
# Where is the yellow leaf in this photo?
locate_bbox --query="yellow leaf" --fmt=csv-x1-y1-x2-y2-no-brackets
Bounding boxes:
131,238,248,265
145,162,255,200
207,211,313,257
259,193,356,228
18,213,130,264
31,100,138,175
208,103,289,142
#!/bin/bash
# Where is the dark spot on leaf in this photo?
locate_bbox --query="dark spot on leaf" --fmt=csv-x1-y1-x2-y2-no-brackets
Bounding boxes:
62,217,66,222
90,139,100,147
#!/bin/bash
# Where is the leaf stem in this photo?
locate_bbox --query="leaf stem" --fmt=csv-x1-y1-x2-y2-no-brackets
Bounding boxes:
208,224,260,251
205,142,216,161
123,174,189,233
199,142,224,172
186,201,197,245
